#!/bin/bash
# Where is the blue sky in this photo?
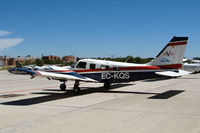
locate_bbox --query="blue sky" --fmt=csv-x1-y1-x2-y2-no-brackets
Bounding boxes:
0,0,199,58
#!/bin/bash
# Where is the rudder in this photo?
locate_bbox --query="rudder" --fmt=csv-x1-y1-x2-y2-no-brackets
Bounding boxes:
149,36,188,69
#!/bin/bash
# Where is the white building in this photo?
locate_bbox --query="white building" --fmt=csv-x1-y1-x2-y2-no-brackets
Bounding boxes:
0,60,3,67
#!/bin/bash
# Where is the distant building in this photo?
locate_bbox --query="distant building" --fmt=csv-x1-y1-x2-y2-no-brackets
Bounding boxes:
0,56,3,66
0,55,38,66
42,55,60,61
0,59,3,67
0,55,77,66
62,55,76,63
24,55,37,64
3,57,16,66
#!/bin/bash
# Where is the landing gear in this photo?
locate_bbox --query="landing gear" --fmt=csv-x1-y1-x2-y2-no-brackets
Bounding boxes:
60,83,66,91
73,81,81,94
59,81,81,94
104,82,111,89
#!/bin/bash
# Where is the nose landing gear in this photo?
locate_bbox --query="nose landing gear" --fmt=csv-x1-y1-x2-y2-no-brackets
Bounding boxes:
60,81,81,94
59,81,81,94
60,83,66,91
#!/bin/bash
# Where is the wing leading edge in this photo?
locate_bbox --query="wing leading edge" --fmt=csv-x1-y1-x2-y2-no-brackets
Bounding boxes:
36,71,97,82
16,68,97,82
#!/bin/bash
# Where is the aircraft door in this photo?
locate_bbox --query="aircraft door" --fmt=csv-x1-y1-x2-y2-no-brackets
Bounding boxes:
100,65,113,82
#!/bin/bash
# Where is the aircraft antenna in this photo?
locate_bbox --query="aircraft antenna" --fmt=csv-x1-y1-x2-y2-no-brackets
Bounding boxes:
125,56,131,63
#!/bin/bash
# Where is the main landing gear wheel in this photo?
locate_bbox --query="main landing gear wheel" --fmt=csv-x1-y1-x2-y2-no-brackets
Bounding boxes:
73,87,80,94
104,82,111,89
73,81,81,94
60,83,66,91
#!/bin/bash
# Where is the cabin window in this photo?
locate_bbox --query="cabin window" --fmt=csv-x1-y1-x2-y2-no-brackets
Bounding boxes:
113,67,120,71
101,65,109,70
90,64,96,69
76,61,87,69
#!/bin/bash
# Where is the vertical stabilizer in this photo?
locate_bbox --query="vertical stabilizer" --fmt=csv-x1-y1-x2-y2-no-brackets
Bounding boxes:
149,36,188,69
16,61,22,68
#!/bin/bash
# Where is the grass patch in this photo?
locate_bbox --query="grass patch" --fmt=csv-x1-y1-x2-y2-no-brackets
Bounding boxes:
0,66,13,70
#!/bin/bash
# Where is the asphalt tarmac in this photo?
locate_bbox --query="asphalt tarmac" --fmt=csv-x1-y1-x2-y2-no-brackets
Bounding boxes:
0,70,200,133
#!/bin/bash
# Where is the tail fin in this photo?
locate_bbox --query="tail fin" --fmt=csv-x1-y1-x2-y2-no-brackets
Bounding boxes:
149,36,188,69
16,61,22,68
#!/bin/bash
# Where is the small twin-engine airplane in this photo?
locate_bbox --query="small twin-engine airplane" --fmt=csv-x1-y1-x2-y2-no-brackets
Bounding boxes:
11,36,189,94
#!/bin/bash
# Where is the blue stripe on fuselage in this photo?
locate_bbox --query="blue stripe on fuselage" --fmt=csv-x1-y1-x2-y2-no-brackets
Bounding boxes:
58,72,86,79
80,71,165,83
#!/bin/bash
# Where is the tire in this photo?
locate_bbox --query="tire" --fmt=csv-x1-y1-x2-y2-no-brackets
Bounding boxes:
60,83,66,91
104,82,111,89
73,87,80,94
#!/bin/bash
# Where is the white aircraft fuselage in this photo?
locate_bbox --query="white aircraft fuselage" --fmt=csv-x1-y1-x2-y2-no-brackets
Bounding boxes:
183,60,200,73
9,36,189,94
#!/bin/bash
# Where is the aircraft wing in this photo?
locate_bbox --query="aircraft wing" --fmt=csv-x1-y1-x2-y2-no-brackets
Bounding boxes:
155,70,191,77
35,71,97,82
10,67,97,82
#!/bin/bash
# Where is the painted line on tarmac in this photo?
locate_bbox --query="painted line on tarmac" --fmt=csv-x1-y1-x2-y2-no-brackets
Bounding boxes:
0,86,58,95
0,82,87,95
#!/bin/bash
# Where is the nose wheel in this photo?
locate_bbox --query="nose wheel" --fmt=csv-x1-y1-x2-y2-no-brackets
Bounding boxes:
60,83,66,91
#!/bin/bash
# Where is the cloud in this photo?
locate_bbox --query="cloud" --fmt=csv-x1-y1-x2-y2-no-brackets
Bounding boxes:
0,30,11,37
0,38,24,50
0,30,24,51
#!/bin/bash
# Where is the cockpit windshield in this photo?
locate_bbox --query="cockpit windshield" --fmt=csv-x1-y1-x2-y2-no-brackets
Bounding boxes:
71,63,76,68
76,61,87,69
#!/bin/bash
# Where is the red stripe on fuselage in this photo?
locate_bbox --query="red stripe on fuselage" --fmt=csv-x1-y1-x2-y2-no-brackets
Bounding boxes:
158,64,182,69
168,41,187,46
75,69,109,73
74,64,182,73
45,70,73,73
41,64,182,74
118,66,160,70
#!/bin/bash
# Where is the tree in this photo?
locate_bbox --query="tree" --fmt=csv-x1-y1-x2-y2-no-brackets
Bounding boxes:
24,60,32,65
35,58,44,66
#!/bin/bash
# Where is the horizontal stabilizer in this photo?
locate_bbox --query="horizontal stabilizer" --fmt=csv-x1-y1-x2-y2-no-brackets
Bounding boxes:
155,70,191,77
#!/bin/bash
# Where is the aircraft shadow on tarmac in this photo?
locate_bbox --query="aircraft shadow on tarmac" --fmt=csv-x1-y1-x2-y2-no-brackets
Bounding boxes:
142,77,172,82
176,77,200,79
1,83,158,106
0,83,185,106
143,77,200,82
